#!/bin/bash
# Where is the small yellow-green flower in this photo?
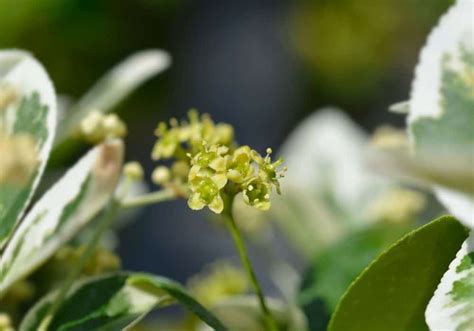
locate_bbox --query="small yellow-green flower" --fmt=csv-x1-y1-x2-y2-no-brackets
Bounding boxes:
191,144,228,173
227,146,255,184
242,178,272,211
186,144,230,213
151,122,182,160
252,148,286,194
214,123,234,146
188,168,227,214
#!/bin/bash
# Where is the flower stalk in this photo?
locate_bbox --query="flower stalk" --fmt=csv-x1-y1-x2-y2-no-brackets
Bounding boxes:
223,198,279,331
120,189,178,209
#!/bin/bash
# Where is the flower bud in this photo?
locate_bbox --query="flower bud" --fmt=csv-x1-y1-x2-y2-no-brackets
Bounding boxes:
171,160,190,179
78,111,127,143
152,165,171,185
78,111,104,143
102,113,127,139
123,161,144,181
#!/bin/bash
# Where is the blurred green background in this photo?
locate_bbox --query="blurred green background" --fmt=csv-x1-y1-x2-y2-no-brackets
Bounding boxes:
0,0,453,284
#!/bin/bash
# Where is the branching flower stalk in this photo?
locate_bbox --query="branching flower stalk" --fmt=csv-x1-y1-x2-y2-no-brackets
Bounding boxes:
149,111,287,331
39,111,285,331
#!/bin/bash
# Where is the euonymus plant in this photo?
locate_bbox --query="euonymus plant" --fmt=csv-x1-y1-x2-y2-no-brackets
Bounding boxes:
0,0,472,330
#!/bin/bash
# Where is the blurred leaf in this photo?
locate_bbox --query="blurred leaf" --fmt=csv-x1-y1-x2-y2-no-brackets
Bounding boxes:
290,0,450,102
328,216,468,331
275,109,395,257
0,141,124,295
367,146,474,195
426,232,474,331
197,296,308,331
20,273,227,331
298,222,412,330
0,50,56,248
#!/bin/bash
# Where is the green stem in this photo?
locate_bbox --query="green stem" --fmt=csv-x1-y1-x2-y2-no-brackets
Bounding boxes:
224,210,279,331
120,189,177,209
38,198,122,331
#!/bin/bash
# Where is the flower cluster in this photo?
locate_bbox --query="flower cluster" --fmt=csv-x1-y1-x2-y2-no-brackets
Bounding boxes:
151,111,286,214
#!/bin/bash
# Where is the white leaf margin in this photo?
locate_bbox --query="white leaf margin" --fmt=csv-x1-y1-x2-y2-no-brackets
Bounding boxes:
0,140,123,294
0,50,57,245
0,49,56,164
408,0,473,125
408,0,474,229
426,232,474,330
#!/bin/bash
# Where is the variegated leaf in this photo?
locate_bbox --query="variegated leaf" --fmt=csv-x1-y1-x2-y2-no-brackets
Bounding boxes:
55,49,171,145
408,0,474,229
20,272,227,331
0,50,57,248
0,140,123,294
426,232,474,331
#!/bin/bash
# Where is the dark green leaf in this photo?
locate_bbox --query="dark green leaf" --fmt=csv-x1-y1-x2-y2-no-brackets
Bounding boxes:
299,223,411,330
20,272,227,331
328,216,468,331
